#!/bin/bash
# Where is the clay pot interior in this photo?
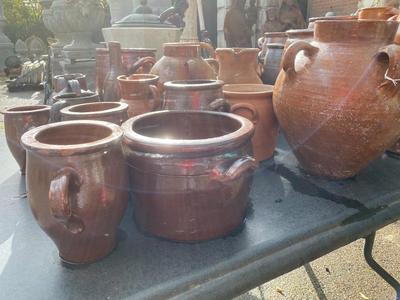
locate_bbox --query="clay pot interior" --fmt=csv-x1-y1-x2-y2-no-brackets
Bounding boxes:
4,105,50,114
64,102,127,113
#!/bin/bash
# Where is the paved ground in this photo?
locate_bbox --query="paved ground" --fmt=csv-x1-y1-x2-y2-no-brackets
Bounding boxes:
0,76,399,300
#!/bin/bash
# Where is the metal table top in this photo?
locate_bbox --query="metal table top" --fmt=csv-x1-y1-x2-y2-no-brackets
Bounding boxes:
0,133,399,300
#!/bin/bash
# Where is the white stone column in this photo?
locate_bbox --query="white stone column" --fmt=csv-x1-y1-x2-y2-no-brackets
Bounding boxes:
180,0,199,42
0,0,14,70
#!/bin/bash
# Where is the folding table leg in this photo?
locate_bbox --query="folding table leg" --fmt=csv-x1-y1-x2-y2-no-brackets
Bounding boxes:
364,233,399,299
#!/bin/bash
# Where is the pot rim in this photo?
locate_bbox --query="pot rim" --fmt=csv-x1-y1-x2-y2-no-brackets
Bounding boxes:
21,120,123,156
60,102,129,117
96,47,157,54
216,48,261,53
2,105,51,115
359,6,395,12
308,15,357,22
164,79,224,91
263,32,287,37
118,74,159,84
53,92,99,102
122,111,254,154
223,84,273,98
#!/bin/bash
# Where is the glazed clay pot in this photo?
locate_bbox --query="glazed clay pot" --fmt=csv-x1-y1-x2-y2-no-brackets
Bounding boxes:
258,32,287,62
118,74,161,118
308,16,357,29
53,73,87,93
51,92,100,122
2,105,51,174
260,43,284,85
150,42,217,89
96,47,157,99
285,29,314,49
60,102,129,125
224,84,278,162
358,6,398,21
274,20,400,179
21,121,129,264
215,48,263,84
163,80,230,112
122,111,257,242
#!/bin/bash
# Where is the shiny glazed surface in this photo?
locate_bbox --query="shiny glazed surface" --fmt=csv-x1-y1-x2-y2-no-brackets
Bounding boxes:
51,92,100,122
122,111,257,242
273,20,400,179
2,105,51,174
21,121,129,264
261,44,284,85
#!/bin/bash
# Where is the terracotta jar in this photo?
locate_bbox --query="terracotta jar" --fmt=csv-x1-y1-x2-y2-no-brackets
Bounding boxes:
51,92,100,122
60,102,129,125
2,105,51,174
150,42,217,89
122,111,257,242
163,80,230,112
285,29,314,49
21,121,129,264
358,6,398,21
260,43,284,85
118,74,161,118
258,32,287,62
387,140,400,157
308,16,357,29
103,42,124,102
215,48,263,84
274,20,400,179
96,47,157,99
223,84,278,162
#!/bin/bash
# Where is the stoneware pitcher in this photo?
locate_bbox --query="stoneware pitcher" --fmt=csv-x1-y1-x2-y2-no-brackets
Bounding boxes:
21,120,128,264
215,48,263,84
2,105,51,174
273,20,400,180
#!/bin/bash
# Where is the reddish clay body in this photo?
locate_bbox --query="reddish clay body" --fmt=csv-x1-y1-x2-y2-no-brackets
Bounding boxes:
122,111,257,242
285,29,314,49
224,84,278,162
2,105,51,174
21,121,129,264
60,102,129,125
307,16,357,29
358,6,398,21
273,20,400,179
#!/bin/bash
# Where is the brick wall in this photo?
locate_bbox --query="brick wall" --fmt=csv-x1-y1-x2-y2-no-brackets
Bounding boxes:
309,0,359,17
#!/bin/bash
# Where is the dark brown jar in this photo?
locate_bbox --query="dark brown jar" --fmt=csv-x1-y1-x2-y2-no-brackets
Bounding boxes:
51,92,100,122
21,120,129,264
122,111,257,242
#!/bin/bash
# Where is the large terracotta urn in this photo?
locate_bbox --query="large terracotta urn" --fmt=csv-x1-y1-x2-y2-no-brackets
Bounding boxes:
273,20,400,180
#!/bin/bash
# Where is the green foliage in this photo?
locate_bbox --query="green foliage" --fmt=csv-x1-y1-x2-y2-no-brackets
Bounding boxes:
3,0,52,43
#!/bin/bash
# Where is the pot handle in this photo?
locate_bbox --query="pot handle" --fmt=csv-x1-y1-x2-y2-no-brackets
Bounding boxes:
49,167,84,234
231,103,259,125
212,156,258,183
208,98,231,112
149,84,161,111
376,44,400,89
199,42,215,58
128,57,157,74
281,41,319,76
50,99,67,122
205,58,219,74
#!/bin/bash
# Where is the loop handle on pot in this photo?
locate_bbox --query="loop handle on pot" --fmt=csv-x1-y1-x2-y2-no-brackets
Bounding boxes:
49,167,84,234
282,41,319,76
212,156,258,183
199,42,216,58
377,44,400,89
208,98,231,112
149,85,161,111
205,58,219,74
50,100,67,122
128,57,157,74
231,103,259,125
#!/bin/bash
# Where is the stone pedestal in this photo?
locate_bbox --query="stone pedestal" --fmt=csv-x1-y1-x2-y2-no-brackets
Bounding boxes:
0,0,14,70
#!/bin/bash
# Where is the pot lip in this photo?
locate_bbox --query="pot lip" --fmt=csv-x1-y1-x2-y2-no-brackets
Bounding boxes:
2,105,51,115
164,79,224,90
359,6,395,12
118,74,159,83
53,73,85,79
122,111,254,154
53,92,99,102
263,32,287,37
223,84,273,97
308,15,357,22
286,28,314,35
96,47,157,53
60,102,129,117
216,47,260,53
21,120,123,156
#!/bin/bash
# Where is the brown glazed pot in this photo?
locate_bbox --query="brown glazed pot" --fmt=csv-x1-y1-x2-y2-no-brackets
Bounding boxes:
60,102,129,125
2,105,51,174
163,80,230,112
358,6,398,21
53,73,87,93
51,92,100,122
21,121,129,264
274,20,400,180
96,47,157,99
308,16,357,29
258,32,287,62
118,74,161,118
260,43,285,85
216,48,263,84
122,111,257,242
150,42,217,89
285,29,314,49
224,84,278,162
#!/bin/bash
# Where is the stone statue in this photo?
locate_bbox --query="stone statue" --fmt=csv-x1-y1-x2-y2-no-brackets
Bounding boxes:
245,0,258,31
262,6,285,33
135,0,153,14
278,0,306,30
180,0,199,42
224,0,252,48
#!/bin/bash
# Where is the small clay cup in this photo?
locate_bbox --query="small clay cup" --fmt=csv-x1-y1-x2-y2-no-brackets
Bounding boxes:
21,120,129,264
61,102,129,125
224,84,279,162
2,105,51,174
118,74,161,118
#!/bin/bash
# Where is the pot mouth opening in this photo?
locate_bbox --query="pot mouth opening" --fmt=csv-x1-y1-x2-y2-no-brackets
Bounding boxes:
54,92,97,101
22,121,122,155
164,80,224,90
223,84,273,96
3,105,50,114
62,102,128,115
123,111,254,153
118,74,159,83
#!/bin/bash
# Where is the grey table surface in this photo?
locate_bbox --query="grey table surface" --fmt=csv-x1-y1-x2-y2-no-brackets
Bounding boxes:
0,132,399,300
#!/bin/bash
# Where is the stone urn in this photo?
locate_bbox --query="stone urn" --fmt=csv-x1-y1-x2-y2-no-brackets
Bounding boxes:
63,0,106,59
0,0,14,69
42,0,72,57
